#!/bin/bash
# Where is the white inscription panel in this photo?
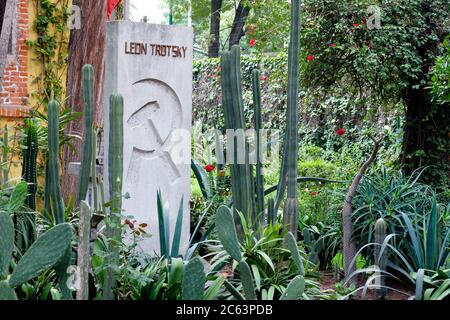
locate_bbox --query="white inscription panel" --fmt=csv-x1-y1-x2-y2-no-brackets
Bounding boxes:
104,21,193,255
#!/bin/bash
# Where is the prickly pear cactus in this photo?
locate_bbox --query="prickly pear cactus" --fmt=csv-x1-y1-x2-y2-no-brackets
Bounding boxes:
182,257,205,300
239,260,256,300
0,211,14,277
215,205,242,262
0,280,17,300
280,275,305,300
9,223,72,287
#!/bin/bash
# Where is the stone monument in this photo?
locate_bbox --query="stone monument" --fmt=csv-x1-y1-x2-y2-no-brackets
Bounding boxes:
104,21,193,254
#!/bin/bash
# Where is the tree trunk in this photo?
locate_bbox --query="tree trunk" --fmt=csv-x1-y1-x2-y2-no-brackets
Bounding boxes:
343,137,383,283
400,1,448,181
229,2,251,49
61,0,106,202
401,88,429,171
207,0,222,57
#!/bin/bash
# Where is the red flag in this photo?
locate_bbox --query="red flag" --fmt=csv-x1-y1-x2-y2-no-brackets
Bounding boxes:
107,0,122,19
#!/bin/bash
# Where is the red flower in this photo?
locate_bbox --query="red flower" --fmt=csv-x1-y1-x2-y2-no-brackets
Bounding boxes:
249,39,256,47
329,43,337,47
336,128,346,136
360,19,365,25
205,164,215,172
260,75,269,81
307,54,315,62
353,23,359,28
310,191,318,197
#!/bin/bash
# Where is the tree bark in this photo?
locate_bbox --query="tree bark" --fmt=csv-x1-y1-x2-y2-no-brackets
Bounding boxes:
343,136,383,283
401,88,429,171
207,0,222,57
61,0,106,202
228,2,251,49
400,1,448,180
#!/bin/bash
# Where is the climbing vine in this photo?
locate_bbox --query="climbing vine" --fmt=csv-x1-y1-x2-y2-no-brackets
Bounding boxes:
26,0,71,109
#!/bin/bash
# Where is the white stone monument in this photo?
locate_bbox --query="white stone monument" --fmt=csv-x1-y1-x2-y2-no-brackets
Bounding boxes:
104,21,193,255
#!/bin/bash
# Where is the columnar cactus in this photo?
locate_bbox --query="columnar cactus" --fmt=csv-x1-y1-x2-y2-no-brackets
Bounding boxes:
77,64,95,204
252,69,265,223
47,100,65,224
374,218,388,299
21,120,38,211
103,93,124,300
221,46,254,232
282,0,301,237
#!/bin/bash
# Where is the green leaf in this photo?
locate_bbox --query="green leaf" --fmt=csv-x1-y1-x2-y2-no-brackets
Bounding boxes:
285,232,305,276
7,182,28,212
191,160,212,199
170,196,184,258
0,211,14,277
157,190,169,257
204,276,225,300
251,264,261,291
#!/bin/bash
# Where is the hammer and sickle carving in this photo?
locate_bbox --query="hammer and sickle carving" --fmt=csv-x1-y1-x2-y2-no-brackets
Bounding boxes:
125,79,183,186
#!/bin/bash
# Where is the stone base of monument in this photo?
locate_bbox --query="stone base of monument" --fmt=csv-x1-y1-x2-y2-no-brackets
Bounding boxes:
103,21,193,256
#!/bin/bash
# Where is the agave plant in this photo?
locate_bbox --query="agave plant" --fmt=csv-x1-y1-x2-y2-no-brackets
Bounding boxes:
352,168,433,251
346,196,449,299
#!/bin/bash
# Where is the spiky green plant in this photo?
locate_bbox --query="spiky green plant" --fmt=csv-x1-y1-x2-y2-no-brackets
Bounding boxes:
214,205,306,300
77,64,95,204
21,120,38,211
47,100,65,224
157,190,184,258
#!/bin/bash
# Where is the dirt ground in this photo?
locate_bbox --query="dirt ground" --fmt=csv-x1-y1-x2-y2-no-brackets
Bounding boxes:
318,271,415,300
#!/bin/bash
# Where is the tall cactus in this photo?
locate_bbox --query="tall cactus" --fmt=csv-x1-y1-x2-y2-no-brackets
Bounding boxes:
374,218,388,299
103,93,124,300
77,64,95,205
221,45,254,233
22,119,38,211
47,100,65,224
252,69,265,223
282,0,301,237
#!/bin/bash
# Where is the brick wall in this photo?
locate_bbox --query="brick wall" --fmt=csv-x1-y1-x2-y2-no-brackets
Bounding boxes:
0,0,29,118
